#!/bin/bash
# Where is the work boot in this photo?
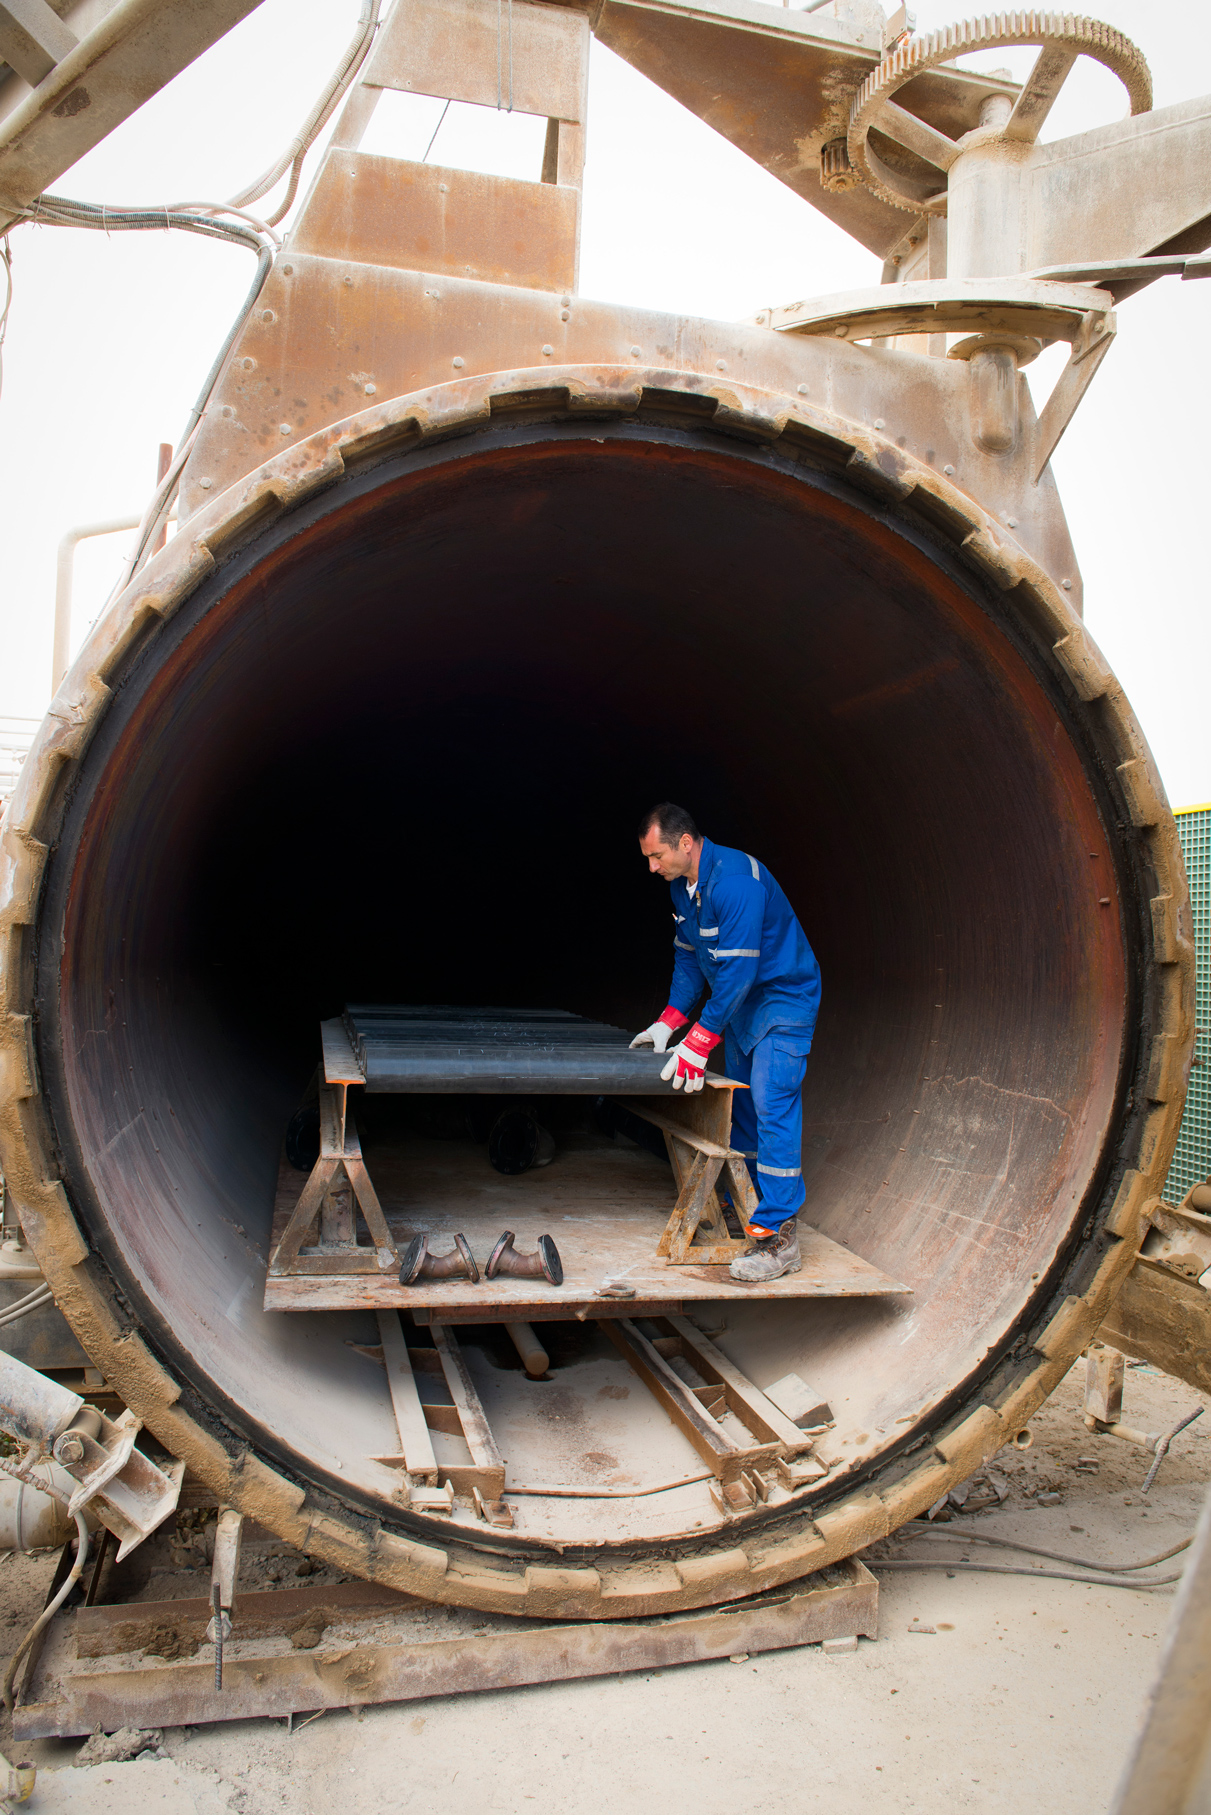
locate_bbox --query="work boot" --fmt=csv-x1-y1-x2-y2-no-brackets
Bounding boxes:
728,1217,802,1284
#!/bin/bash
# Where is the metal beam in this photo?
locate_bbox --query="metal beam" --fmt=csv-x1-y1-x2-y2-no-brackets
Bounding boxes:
870,99,960,172
0,0,267,230
583,0,1017,260
1027,94,1211,273
0,0,77,88
13,1561,879,1737
1003,43,1078,145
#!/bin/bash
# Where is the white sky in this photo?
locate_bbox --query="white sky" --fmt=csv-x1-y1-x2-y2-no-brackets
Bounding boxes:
1,0,1208,805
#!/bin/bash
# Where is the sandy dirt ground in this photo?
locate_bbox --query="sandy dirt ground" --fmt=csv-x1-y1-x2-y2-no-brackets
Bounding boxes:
0,1353,1207,1815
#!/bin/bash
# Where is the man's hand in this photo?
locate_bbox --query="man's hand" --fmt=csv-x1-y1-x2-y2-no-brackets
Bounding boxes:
629,1006,688,1054
660,1022,721,1092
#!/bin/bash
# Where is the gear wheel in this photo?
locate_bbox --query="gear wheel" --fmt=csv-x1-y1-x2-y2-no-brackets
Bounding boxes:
847,12,1152,215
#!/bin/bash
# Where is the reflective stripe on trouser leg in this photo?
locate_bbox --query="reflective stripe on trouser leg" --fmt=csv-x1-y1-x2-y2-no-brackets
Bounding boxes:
725,1029,810,1233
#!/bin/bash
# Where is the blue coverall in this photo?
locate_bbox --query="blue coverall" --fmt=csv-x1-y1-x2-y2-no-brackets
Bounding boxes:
666,838,821,1232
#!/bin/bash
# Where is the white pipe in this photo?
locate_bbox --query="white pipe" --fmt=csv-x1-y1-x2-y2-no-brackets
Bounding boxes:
0,1468,77,1551
53,510,175,692
505,1321,549,1379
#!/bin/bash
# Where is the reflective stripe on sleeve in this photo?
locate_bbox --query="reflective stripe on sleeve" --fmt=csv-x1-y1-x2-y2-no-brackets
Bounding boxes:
745,853,759,879
698,926,719,936
674,938,694,952
757,1163,802,1177
710,948,760,958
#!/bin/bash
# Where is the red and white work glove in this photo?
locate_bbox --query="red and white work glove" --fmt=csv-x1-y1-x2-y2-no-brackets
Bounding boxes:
629,1006,688,1055
660,1022,721,1092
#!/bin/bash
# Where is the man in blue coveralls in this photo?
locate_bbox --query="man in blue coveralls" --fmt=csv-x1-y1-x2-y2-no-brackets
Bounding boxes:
630,803,822,1284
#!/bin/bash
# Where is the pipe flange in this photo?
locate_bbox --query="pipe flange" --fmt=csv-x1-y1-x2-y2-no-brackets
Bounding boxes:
485,1231,564,1287
847,14,1152,216
399,1233,479,1286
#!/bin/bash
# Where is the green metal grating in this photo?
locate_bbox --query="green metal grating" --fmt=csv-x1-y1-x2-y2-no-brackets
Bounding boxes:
1164,803,1211,1203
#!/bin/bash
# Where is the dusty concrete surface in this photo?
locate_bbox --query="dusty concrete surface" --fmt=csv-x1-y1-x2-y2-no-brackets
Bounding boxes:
1,1355,1207,1814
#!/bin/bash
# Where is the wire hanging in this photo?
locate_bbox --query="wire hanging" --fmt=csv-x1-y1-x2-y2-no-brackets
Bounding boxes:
422,99,451,163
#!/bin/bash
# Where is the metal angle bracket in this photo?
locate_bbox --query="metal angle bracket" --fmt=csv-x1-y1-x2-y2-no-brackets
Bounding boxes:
0,1351,183,1561
1032,307,1117,483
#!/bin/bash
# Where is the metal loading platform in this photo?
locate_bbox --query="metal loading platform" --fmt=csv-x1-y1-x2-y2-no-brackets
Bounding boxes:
264,1007,910,1321
262,1008,909,1522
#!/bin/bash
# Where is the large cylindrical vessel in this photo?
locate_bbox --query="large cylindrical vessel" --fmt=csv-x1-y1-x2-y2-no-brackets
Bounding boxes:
0,355,1193,1617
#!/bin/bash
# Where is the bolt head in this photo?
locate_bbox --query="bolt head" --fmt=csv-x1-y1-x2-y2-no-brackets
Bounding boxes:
542,344,554,356
797,384,808,396
630,346,641,357
452,357,465,369
282,264,293,276
364,382,376,395
1062,578,1073,590
279,423,292,435
943,464,955,476
874,417,885,430
261,309,275,324
716,360,727,372
53,1433,84,1464
200,478,213,490
1007,516,1018,527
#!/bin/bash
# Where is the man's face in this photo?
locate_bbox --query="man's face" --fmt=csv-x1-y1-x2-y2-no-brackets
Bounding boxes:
640,827,695,880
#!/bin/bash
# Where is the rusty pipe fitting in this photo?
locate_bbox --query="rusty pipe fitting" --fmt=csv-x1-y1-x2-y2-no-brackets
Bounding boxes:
486,1231,563,1287
398,1233,479,1286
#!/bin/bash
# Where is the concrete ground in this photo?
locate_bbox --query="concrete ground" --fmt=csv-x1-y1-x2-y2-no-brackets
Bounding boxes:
2,1354,1207,1815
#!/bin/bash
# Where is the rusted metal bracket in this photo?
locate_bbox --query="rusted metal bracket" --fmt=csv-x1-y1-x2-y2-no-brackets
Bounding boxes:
1083,1340,1206,1491
269,1079,398,1277
1084,1343,1125,1424
1031,307,1117,481
0,1352,182,1562
430,1325,508,1513
13,1561,878,1739
1138,1199,1211,1282
374,1310,441,1506
372,1316,512,1525
600,1316,826,1513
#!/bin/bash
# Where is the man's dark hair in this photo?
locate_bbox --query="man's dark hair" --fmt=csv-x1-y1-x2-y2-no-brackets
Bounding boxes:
639,802,700,845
